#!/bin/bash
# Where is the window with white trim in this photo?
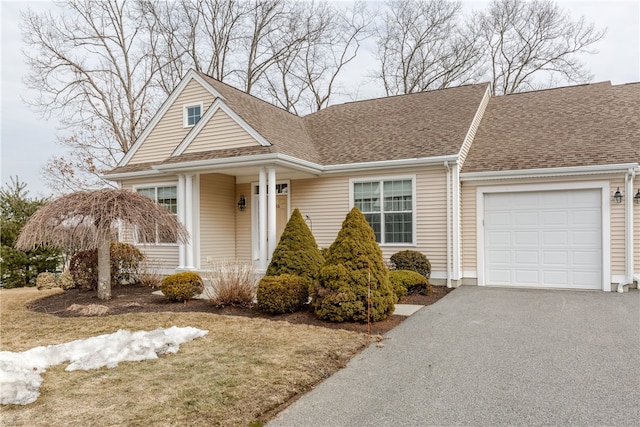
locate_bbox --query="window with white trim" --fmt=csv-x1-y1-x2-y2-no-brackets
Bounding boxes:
184,104,202,127
353,179,413,244
136,186,178,244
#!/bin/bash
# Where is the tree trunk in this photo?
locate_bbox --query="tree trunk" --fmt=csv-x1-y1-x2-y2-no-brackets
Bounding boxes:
97,239,111,300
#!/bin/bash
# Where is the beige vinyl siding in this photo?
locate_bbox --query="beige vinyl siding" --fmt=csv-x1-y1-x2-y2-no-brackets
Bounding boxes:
183,109,259,154
118,177,180,268
128,80,216,164
291,167,449,272
610,178,626,275
235,183,252,261
199,174,237,265
460,182,477,274
458,87,491,167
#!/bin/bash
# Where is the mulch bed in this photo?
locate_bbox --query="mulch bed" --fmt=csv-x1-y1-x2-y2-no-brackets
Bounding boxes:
27,284,454,336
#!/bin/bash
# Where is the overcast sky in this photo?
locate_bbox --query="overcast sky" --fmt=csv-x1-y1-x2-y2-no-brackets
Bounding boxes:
1,0,639,197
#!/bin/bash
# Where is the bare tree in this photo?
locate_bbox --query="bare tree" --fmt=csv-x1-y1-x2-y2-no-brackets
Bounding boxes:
16,189,188,300
375,0,484,96
21,0,166,192
475,0,606,95
262,1,374,114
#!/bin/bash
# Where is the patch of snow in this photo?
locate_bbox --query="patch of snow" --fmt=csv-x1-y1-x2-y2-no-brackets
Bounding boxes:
0,326,207,406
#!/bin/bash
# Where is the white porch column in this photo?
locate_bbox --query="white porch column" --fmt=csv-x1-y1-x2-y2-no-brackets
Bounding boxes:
259,168,268,270
268,167,277,260
177,174,186,269
185,173,194,269
452,162,461,282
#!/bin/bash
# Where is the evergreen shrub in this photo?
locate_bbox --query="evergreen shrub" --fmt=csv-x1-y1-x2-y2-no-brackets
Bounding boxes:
69,242,144,290
36,272,57,290
58,269,74,290
266,208,324,287
257,274,308,314
389,250,431,278
312,207,395,322
161,271,204,302
389,270,431,299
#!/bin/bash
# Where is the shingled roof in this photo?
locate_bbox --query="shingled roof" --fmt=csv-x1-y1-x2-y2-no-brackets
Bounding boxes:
463,82,640,173
304,83,489,164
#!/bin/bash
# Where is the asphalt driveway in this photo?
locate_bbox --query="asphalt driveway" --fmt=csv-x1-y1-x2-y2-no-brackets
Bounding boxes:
269,286,640,426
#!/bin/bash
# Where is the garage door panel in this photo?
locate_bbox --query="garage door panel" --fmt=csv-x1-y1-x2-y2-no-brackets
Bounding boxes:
515,231,538,245
543,270,569,285
487,269,511,284
542,211,568,226
572,230,600,246
515,270,539,284
484,189,602,290
543,231,569,245
543,251,568,265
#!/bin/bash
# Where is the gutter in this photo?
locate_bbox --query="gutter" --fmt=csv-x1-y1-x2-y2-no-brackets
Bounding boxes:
461,163,640,182
444,161,452,288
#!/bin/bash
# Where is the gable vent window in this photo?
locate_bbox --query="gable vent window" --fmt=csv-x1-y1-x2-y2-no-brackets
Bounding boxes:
353,178,414,244
184,104,202,127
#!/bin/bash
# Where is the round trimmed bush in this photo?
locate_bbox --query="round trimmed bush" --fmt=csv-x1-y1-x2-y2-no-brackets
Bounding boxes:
257,274,308,314
36,272,57,290
161,271,204,302
69,242,144,290
58,269,74,290
389,250,431,278
389,270,431,299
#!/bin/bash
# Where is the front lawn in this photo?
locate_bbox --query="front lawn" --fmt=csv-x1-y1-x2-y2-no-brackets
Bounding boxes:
0,287,371,426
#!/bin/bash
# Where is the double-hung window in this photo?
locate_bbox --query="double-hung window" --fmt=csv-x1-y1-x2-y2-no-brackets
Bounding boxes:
136,186,178,244
184,104,202,127
353,178,414,244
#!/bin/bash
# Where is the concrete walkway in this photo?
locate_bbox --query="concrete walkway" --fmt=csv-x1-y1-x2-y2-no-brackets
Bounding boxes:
269,286,640,426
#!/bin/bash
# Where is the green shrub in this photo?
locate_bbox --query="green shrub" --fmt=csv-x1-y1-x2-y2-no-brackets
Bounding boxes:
389,250,431,278
36,272,57,290
69,242,144,290
58,269,74,290
160,271,204,302
257,274,308,314
312,207,395,323
266,209,323,290
389,270,431,299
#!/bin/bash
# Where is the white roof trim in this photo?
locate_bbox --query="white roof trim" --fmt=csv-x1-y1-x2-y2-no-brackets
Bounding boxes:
101,169,164,180
118,69,224,167
171,99,270,157
461,163,640,181
151,153,459,175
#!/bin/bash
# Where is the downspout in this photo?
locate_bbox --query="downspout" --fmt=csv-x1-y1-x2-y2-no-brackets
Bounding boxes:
445,161,452,288
619,168,635,293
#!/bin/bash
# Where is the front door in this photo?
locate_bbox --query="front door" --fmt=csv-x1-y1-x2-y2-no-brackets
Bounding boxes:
251,182,290,262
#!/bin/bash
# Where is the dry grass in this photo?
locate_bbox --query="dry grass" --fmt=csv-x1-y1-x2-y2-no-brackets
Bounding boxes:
0,287,372,426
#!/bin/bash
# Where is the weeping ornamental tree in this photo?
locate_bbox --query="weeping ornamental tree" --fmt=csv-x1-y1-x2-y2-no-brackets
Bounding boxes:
16,189,188,300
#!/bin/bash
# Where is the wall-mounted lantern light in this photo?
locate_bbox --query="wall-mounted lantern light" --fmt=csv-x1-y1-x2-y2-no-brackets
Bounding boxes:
613,187,623,204
635,189,640,204
237,195,247,211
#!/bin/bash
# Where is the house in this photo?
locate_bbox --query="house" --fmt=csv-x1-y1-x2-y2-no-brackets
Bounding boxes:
104,70,640,292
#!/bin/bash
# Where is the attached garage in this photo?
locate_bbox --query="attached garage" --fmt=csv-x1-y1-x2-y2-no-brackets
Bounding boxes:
479,186,608,290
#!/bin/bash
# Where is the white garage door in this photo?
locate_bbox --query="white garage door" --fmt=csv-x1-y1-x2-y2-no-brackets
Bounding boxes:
484,189,602,289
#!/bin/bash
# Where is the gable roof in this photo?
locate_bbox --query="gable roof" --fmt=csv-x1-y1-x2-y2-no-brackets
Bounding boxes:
463,82,640,173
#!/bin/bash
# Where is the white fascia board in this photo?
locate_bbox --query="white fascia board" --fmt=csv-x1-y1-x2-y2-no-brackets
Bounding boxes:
119,69,224,167
322,155,459,173
153,153,460,175
100,169,164,181
461,163,640,182
172,99,271,157
153,153,323,175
